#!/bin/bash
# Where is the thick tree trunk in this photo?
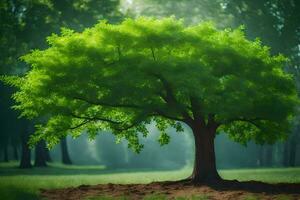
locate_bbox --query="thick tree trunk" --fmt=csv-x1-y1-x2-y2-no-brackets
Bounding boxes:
61,138,72,165
190,125,220,183
3,143,9,162
19,126,32,168
289,140,297,167
34,140,47,167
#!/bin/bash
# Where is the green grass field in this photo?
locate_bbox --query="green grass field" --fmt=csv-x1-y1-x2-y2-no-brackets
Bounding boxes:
0,162,299,200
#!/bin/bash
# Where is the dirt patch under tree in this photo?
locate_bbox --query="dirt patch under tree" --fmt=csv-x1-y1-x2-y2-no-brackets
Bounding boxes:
41,180,300,200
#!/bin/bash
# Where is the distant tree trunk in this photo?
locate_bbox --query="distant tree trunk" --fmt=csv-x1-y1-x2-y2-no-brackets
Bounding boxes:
190,124,220,183
289,140,297,167
13,144,19,160
19,126,32,168
34,140,47,167
264,145,273,167
283,142,290,167
258,145,264,167
61,138,72,165
45,148,52,162
3,143,9,162
258,145,273,167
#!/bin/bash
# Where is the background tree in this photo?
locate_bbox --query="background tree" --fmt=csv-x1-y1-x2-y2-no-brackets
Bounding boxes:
61,138,72,165
122,0,230,26
34,140,48,167
96,133,127,169
3,18,297,183
19,121,33,168
224,0,300,167
0,0,122,167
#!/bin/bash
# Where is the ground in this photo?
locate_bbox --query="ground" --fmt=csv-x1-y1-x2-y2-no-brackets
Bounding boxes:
0,162,300,200
42,180,300,200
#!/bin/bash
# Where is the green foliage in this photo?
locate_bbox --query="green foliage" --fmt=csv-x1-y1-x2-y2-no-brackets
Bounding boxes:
3,17,298,150
0,0,122,75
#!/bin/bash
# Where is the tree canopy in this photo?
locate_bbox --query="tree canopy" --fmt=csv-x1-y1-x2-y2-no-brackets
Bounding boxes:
3,17,298,151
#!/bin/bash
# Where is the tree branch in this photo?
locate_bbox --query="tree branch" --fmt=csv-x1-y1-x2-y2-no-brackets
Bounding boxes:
70,112,123,125
69,120,90,130
150,47,156,61
70,112,146,132
72,96,142,109
150,73,193,123
207,113,218,130
153,110,185,122
222,117,263,130
190,96,205,124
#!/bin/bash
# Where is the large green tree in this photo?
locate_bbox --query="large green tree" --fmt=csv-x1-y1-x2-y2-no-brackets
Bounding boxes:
3,18,298,182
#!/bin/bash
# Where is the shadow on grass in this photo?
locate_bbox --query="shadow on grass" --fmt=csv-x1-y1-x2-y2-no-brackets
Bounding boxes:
0,186,38,200
184,179,300,195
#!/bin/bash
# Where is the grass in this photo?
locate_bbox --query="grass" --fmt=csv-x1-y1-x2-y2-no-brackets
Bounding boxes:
0,162,299,200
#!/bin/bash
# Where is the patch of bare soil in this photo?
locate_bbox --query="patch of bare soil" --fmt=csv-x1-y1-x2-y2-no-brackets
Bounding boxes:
41,180,300,200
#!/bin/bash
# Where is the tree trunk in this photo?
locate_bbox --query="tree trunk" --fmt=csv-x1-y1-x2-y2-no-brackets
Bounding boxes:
289,140,297,167
40,140,52,162
45,148,52,162
283,142,290,167
190,125,220,183
258,145,265,167
3,143,9,162
19,125,32,168
61,138,72,165
265,145,273,167
34,140,47,167
13,144,19,160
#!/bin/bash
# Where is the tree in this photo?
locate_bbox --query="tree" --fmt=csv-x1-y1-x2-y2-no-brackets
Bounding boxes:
34,140,48,167
61,138,72,165
19,121,32,168
0,0,123,168
3,18,298,183
223,0,300,167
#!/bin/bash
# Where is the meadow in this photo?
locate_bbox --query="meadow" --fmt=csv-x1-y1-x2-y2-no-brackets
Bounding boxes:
0,162,300,200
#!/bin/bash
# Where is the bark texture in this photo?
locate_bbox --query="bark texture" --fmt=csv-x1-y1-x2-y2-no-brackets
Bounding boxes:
190,124,220,183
